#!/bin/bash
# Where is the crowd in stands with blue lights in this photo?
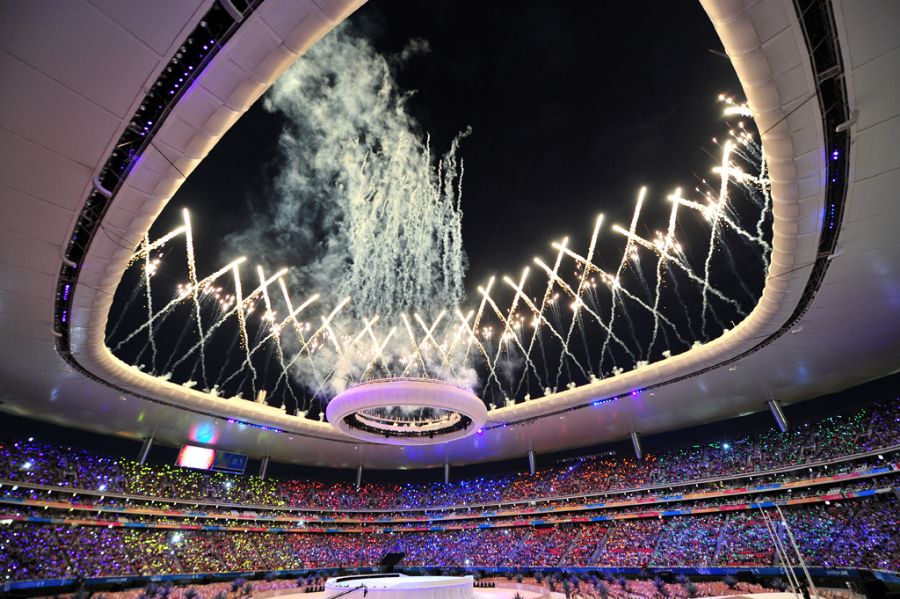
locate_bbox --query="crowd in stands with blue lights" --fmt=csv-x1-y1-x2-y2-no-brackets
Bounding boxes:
0,495,897,582
0,398,897,584
1,399,895,512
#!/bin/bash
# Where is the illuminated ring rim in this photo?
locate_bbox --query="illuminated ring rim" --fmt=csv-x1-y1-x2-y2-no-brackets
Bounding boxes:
326,378,488,445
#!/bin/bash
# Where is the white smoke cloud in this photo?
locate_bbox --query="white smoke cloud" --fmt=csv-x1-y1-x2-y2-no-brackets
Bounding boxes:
223,24,476,399
227,24,468,318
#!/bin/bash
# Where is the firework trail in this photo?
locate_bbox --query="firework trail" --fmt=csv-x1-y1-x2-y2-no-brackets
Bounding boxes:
108,237,155,344
557,215,603,386
113,257,247,352
756,154,773,268
717,235,758,305
231,262,257,398
400,313,428,377
278,278,325,392
360,325,397,381
127,225,186,266
670,191,769,254
503,275,589,381
217,282,315,393
666,262,697,341
480,272,539,393
168,267,286,374
534,257,636,364
143,234,157,372
553,243,690,351
274,296,351,394
609,228,744,315
464,276,494,360
648,191,681,357
700,141,733,337
456,307,500,387
213,329,242,389
414,311,448,364
289,308,371,400
440,309,474,371
514,241,569,396
181,209,209,389
600,188,646,367
483,268,532,393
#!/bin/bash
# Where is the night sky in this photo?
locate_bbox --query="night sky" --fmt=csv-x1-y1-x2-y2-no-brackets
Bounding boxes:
156,0,743,289
110,1,766,413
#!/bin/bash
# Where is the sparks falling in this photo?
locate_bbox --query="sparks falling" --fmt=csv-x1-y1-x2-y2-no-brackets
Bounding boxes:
107,96,771,417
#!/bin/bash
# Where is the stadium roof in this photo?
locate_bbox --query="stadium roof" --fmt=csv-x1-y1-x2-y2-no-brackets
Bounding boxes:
1,0,898,469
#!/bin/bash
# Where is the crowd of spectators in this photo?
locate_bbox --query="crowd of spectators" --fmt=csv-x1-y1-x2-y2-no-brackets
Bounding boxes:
2,457,892,533
0,398,896,585
555,576,776,599
1,399,895,514
2,495,896,582
650,515,724,567
785,500,899,572
596,519,662,567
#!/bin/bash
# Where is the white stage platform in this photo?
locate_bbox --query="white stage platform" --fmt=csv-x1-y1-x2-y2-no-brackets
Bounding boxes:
324,574,474,599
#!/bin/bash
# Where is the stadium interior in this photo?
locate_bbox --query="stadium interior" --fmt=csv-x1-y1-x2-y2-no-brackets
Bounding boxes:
1,0,898,598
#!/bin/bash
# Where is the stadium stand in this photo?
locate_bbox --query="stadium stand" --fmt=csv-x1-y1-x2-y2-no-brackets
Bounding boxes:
1,398,897,585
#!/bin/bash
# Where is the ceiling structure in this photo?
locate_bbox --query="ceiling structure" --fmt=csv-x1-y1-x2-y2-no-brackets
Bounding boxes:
0,0,898,470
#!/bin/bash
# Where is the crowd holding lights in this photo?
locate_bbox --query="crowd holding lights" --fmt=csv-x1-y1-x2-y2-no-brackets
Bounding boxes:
106,99,774,416
0,495,897,581
0,401,897,584
0,400,895,514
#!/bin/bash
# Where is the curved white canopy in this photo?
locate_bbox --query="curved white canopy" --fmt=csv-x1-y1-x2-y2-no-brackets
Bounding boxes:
1,0,898,469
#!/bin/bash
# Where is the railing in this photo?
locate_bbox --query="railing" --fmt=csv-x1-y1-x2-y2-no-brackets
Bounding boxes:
1,445,895,518
1,484,895,535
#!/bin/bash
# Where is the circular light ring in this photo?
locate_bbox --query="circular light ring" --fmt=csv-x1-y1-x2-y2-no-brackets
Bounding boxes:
326,378,488,445
355,407,463,433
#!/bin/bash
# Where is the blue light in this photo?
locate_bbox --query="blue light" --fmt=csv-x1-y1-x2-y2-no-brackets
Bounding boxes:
723,442,731,450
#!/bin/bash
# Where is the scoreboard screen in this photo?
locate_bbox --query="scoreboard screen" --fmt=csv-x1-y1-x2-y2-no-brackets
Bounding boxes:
176,444,248,474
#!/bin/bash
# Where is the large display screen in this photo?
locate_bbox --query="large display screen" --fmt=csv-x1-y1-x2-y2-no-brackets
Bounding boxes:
176,445,215,470
176,445,247,474
213,450,248,473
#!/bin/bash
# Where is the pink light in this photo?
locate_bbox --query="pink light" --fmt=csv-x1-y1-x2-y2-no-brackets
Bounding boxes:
176,445,215,470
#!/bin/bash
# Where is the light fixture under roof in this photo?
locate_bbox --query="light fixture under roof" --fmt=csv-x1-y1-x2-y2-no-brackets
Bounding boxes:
326,378,488,445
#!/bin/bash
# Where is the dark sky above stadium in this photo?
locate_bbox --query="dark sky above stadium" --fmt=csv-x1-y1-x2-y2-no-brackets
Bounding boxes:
160,0,742,293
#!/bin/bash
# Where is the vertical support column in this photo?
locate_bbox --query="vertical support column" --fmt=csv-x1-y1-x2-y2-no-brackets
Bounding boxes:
138,437,154,465
259,456,269,479
528,450,536,476
630,431,642,460
356,464,363,489
444,461,450,485
768,399,790,432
